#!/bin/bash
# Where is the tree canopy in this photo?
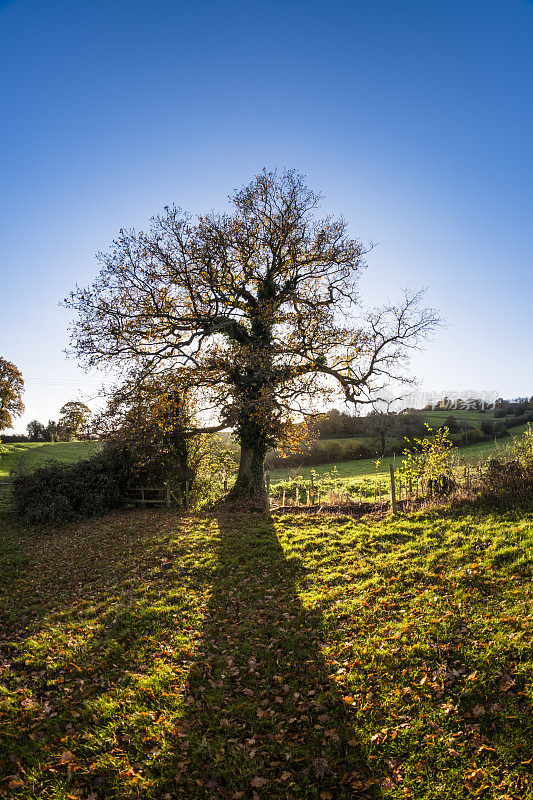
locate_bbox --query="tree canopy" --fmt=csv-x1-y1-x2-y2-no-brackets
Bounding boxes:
58,401,91,439
0,357,25,433
67,169,439,501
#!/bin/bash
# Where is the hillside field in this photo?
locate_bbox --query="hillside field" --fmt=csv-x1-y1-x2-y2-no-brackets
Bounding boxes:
0,505,532,799
0,442,100,480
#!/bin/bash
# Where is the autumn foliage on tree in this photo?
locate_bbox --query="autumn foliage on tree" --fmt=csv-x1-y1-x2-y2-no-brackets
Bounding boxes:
67,170,439,502
58,401,92,439
97,373,234,502
0,357,25,433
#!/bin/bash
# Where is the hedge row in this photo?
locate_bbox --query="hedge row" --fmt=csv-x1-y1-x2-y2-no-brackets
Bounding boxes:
11,444,131,525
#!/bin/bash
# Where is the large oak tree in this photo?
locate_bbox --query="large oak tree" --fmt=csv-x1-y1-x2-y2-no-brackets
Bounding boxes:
67,170,439,501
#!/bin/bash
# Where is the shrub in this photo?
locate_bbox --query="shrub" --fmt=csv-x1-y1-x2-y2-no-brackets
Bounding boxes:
495,421,508,437
12,443,131,525
399,424,455,493
343,442,375,460
478,426,533,504
507,412,533,429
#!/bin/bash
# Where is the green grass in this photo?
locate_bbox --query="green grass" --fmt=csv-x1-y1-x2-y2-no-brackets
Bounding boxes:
0,444,45,480
421,408,500,426
0,441,99,479
0,504,532,798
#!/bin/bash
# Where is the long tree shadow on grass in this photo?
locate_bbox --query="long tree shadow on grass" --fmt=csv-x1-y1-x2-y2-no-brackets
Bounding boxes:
0,511,380,799
169,512,380,800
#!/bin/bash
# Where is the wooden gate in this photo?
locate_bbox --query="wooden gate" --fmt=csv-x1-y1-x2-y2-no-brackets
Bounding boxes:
0,480,12,510
126,482,189,508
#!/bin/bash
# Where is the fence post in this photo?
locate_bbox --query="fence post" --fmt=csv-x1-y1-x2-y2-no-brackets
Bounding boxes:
389,465,397,515
165,483,170,508
282,488,286,507
223,474,228,493
185,481,189,510
265,471,271,514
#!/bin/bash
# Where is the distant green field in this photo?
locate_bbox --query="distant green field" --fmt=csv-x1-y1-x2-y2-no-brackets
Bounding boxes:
0,441,99,479
311,408,519,458
421,408,499,426
269,424,528,483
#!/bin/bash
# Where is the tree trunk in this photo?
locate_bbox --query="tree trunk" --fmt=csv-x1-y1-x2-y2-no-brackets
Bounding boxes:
226,440,267,506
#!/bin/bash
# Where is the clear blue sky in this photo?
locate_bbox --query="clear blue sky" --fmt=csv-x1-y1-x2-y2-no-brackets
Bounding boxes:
1,0,532,432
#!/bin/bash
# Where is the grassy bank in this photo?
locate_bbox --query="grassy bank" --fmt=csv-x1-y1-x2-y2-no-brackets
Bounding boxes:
0,505,532,798
0,441,99,479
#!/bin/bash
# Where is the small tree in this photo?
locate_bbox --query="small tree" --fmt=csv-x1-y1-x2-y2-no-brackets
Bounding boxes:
67,169,439,503
44,420,60,442
98,374,232,504
444,414,459,434
0,357,24,433
59,401,91,440
365,409,399,456
399,424,456,494
27,420,46,441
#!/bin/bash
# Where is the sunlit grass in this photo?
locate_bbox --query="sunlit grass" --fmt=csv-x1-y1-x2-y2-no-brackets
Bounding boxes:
1,503,532,798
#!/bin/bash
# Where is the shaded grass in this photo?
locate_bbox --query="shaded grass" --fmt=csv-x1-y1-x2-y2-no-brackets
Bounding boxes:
0,504,532,798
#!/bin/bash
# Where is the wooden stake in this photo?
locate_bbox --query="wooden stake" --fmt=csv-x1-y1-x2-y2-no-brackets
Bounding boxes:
389,465,397,515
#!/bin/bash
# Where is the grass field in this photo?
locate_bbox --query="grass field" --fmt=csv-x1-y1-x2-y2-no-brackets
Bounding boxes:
269,425,529,483
0,441,99,480
0,444,45,480
0,504,532,799
421,409,502,427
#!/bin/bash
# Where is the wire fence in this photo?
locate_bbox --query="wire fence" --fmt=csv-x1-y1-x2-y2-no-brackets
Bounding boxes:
124,463,492,515
265,464,491,515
